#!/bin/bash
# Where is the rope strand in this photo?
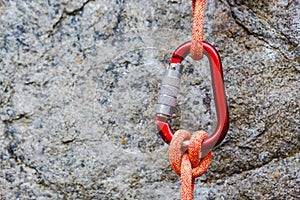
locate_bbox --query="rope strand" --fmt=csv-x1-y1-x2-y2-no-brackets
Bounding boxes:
191,0,206,60
168,2,211,199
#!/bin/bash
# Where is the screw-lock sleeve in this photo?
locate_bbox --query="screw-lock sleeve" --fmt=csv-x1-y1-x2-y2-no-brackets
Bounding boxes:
156,64,183,116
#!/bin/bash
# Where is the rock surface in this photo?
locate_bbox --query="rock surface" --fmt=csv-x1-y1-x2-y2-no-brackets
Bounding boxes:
0,0,299,199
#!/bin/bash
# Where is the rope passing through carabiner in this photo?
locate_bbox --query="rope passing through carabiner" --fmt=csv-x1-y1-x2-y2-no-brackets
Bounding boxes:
169,1,210,199
169,130,212,200
191,0,206,60
156,1,217,199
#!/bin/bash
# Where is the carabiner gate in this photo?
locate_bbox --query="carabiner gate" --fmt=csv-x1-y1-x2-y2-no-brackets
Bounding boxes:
156,41,229,158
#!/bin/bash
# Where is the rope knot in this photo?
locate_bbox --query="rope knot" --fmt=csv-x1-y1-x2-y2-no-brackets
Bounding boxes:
169,130,212,200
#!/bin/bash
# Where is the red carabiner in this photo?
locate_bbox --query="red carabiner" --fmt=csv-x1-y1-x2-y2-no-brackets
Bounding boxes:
156,41,229,157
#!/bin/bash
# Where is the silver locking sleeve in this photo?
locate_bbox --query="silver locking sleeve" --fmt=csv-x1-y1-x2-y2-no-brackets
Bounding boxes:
157,63,184,116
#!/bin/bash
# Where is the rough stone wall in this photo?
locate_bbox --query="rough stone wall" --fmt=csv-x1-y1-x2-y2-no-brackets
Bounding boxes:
0,0,299,199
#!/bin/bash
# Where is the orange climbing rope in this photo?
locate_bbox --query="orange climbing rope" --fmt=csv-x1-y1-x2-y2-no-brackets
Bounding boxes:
164,1,213,199
191,0,206,60
169,130,212,200
168,1,211,199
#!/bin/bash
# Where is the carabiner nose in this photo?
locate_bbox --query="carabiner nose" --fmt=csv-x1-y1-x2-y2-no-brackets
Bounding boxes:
156,41,229,158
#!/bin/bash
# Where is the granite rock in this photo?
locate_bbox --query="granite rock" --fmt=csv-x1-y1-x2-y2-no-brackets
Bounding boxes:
0,0,299,199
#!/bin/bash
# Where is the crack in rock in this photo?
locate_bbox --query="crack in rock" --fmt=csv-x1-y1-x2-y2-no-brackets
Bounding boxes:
50,0,95,35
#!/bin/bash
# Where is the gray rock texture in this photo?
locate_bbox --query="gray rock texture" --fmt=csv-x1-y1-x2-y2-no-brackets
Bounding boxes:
0,0,299,199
